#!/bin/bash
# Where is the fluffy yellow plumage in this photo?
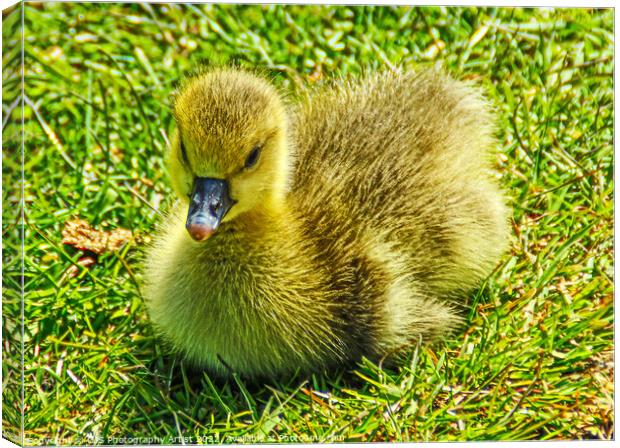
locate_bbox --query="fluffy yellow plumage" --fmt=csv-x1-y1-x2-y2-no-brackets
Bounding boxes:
143,67,510,378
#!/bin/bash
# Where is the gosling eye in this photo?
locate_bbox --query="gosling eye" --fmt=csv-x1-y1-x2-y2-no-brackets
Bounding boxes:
244,145,262,169
180,139,190,167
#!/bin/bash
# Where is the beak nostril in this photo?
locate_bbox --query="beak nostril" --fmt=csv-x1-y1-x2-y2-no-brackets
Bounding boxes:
209,201,221,215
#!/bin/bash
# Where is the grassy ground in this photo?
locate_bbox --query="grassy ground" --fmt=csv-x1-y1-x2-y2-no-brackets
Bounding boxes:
2,3,613,444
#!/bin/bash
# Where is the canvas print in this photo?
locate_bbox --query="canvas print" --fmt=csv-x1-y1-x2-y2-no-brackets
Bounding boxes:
1,1,613,445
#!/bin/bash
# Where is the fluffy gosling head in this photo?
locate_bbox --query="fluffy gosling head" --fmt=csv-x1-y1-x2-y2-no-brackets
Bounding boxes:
169,69,289,241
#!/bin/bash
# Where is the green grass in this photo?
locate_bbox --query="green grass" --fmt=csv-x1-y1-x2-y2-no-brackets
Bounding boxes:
2,3,613,444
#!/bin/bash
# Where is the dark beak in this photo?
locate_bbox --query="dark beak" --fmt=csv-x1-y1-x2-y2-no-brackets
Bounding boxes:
186,177,234,241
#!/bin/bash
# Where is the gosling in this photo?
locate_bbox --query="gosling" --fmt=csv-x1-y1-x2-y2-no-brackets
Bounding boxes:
143,67,510,378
